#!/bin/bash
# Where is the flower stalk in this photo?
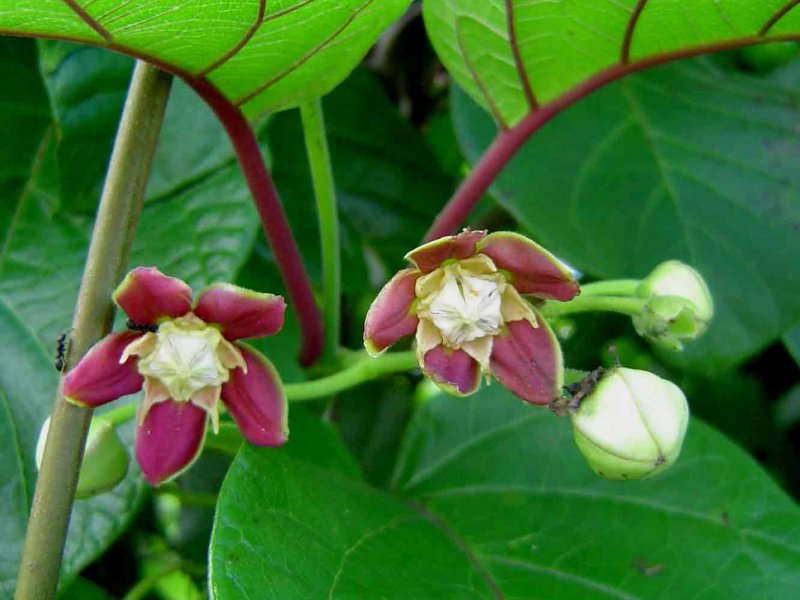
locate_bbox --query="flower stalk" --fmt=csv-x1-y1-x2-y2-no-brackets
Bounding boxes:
300,98,341,361
578,279,640,297
16,62,173,600
539,295,647,319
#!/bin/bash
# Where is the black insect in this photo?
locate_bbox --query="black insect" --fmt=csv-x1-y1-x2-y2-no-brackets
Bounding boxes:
126,319,159,333
551,365,606,415
54,332,69,372
550,345,621,415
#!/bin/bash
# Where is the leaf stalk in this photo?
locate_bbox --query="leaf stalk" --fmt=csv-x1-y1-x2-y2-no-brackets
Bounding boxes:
300,98,341,362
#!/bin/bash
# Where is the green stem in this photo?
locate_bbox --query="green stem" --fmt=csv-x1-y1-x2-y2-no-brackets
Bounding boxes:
539,295,647,319
579,279,640,297
285,351,418,402
300,98,340,361
95,353,419,433
15,63,172,600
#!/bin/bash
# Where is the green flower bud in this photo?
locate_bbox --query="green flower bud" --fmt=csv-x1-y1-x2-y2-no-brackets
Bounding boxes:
633,261,713,350
570,367,689,480
37,416,129,499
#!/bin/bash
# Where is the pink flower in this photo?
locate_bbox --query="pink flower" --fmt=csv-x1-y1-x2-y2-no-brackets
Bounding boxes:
364,230,579,404
63,267,288,485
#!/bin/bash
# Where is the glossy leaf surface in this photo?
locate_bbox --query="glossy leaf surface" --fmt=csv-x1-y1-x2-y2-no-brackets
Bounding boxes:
0,0,412,117
424,0,800,127
210,386,800,598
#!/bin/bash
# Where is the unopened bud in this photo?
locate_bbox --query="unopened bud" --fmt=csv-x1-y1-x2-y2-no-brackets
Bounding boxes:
37,416,129,499
570,367,689,480
633,261,713,350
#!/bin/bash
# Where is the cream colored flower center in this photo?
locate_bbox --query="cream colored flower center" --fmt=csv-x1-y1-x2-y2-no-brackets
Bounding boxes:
136,318,230,402
425,269,503,346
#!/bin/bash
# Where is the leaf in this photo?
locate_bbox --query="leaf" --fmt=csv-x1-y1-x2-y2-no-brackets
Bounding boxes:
423,0,800,128
58,577,115,600
267,68,454,279
785,324,800,367
37,41,237,212
210,384,800,598
451,57,800,371
209,419,497,599
0,38,260,594
337,379,414,487
0,0,413,118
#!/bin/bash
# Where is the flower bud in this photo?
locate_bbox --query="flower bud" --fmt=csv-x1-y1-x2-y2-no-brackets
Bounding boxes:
37,416,129,499
570,367,689,480
633,261,713,350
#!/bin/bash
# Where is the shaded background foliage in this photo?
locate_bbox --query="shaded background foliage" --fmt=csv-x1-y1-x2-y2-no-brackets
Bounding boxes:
2,1,800,598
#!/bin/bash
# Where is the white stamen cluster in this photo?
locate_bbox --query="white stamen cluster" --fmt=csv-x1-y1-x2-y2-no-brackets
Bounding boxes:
426,271,503,346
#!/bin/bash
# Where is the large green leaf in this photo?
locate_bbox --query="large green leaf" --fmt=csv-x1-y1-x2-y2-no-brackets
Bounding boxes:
210,384,800,598
0,0,412,118
36,40,235,212
423,0,800,128
785,324,800,367
0,38,260,595
452,57,800,371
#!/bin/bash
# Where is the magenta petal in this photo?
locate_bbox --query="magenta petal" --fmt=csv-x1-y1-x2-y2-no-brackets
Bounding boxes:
363,268,420,355
406,229,486,273
135,399,207,485
478,232,579,300
194,283,286,340
113,267,193,325
490,319,562,405
423,345,481,396
63,332,144,408
221,344,288,446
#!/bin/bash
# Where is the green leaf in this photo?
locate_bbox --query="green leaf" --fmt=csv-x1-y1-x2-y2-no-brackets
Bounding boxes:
1,0,413,118
452,58,800,371
37,41,237,212
337,379,413,487
785,324,800,367
58,577,114,600
0,38,260,594
210,385,800,598
37,40,134,213
210,418,496,599
423,0,800,128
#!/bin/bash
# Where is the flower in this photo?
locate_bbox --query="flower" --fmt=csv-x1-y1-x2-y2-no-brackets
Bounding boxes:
633,260,713,350
364,230,580,404
570,367,689,480
63,267,288,485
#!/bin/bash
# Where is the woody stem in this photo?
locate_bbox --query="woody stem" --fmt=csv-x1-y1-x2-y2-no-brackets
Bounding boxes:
15,62,172,600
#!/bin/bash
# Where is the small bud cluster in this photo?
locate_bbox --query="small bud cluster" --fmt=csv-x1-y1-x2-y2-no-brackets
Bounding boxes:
634,261,713,351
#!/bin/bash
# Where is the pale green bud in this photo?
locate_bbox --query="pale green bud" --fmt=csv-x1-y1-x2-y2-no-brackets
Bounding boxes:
570,367,689,480
633,261,713,350
37,416,129,499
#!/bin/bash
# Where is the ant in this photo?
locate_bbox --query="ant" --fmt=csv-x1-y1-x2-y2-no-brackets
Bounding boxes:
126,319,159,333
54,332,69,372
549,346,620,416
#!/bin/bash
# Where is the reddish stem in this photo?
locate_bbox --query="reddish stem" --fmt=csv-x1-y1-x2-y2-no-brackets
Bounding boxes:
424,33,800,242
191,79,323,365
